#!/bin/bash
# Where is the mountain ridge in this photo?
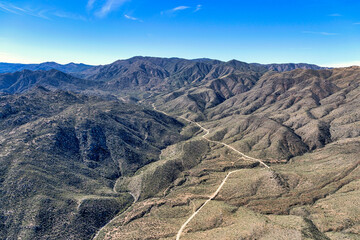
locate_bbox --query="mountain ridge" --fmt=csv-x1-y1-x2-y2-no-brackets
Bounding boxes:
0,57,327,95
0,62,93,74
0,69,101,94
0,57,327,75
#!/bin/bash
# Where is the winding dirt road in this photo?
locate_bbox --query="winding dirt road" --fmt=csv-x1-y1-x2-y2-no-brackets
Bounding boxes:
151,104,271,240
178,116,270,169
152,103,269,168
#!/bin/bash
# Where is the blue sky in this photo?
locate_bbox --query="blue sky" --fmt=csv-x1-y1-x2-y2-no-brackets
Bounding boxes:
0,0,359,66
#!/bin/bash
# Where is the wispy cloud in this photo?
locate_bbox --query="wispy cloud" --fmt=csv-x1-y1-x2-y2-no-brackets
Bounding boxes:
194,4,202,12
7,4,27,13
302,31,338,36
53,11,87,21
328,13,342,17
0,2,51,19
95,0,129,18
0,1,86,20
354,22,360,25
0,2,20,14
124,14,142,22
161,5,192,15
172,6,190,12
0,2,47,18
87,0,96,10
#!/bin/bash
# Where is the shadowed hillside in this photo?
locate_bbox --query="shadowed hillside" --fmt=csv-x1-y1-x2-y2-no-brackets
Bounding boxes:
0,88,185,239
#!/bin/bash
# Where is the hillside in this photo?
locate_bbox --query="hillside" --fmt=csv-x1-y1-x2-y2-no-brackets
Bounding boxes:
0,88,185,239
92,65,359,240
0,69,100,94
151,67,360,159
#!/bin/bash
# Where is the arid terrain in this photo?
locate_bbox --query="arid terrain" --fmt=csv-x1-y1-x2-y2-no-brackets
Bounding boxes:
0,57,359,240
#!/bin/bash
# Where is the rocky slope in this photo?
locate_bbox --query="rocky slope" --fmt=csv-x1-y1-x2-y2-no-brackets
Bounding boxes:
153,67,360,161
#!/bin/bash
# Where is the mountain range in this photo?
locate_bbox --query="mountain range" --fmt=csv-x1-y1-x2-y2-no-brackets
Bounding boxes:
0,57,327,94
0,56,358,240
0,57,326,75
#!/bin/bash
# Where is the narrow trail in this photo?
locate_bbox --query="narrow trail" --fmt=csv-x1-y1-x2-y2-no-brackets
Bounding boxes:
175,169,243,240
151,103,271,240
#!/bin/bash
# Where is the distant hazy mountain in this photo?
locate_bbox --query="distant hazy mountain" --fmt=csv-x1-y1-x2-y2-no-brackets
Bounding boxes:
0,62,93,74
0,69,99,94
261,63,327,72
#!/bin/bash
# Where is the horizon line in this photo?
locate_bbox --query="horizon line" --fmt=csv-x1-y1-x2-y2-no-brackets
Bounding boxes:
1,56,359,68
